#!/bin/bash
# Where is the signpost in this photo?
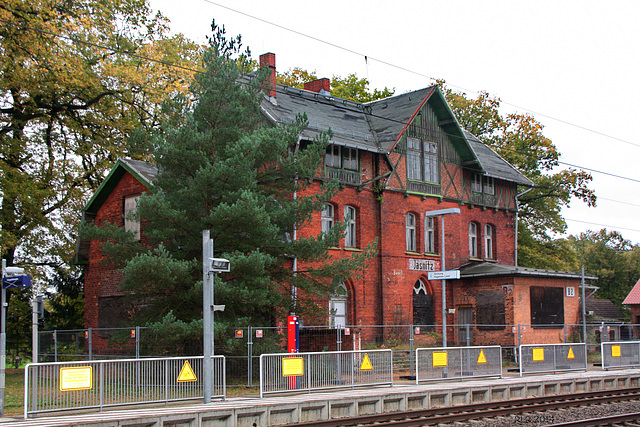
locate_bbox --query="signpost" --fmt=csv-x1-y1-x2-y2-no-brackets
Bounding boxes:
1,260,32,416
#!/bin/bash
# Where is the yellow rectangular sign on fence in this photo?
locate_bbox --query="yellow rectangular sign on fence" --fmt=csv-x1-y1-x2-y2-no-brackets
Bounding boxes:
433,351,448,367
611,345,621,358
532,348,545,362
282,357,304,377
59,366,93,391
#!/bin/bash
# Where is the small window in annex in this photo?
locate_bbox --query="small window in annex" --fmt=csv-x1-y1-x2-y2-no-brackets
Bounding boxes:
124,195,141,240
406,213,416,252
321,203,334,234
469,222,478,258
530,286,564,327
344,205,357,248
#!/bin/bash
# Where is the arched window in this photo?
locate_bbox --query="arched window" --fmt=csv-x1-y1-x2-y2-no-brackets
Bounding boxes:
469,222,478,258
413,279,434,327
406,213,416,252
329,283,348,328
425,216,435,253
321,203,334,234
344,205,357,248
484,224,494,259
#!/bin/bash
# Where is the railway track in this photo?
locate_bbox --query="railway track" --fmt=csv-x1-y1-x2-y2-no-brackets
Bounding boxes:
280,387,640,426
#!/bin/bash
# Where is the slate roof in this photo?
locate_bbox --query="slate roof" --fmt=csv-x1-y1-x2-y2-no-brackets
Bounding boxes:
586,295,625,322
465,131,534,186
261,82,530,186
83,158,158,214
459,262,598,280
623,278,640,304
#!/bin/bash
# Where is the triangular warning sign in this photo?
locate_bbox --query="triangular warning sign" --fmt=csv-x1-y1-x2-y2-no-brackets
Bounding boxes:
177,360,198,382
477,349,487,364
360,353,373,371
567,347,575,360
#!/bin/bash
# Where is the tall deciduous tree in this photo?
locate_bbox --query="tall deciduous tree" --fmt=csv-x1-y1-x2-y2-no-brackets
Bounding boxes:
438,83,596,269
0,0,201,276
88,25,375,338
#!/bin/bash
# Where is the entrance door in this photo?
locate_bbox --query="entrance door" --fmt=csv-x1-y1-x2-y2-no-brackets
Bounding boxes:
457,307,473,346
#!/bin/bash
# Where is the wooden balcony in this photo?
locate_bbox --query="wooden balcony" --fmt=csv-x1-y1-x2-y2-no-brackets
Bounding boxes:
324,167,361,185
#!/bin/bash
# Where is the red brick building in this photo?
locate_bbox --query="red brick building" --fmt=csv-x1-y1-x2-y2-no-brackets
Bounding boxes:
77,53,594,347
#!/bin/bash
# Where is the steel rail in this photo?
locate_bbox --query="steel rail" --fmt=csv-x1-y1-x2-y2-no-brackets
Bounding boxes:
547,412,640,426
279,387,640,427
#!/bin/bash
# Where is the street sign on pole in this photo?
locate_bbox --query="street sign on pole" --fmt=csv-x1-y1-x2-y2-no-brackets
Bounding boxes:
427,270,460,281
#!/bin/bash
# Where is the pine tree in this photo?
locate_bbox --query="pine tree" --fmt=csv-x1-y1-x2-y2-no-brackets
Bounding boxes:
90,24,375,347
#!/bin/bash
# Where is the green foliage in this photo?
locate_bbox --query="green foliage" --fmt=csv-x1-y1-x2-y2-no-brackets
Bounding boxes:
91,23,376,333
437,81,596,268
570,230,640,310
44,268,85,330
277,68,395,102
0,0,201,275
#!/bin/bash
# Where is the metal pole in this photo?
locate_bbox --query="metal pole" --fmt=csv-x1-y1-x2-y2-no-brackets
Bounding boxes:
203,230,214,404
441,216,447,347
0,259,6,416
581,266,587,344
32,298,38,363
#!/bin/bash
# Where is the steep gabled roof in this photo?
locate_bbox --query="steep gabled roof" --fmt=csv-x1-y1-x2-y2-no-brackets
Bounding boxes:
465,131,533,186
83,158,158,214
623,278,640,304
586,295,625,322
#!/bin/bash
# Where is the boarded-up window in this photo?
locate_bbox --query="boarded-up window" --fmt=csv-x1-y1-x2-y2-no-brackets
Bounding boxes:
476,290,505,330
530,286,564,327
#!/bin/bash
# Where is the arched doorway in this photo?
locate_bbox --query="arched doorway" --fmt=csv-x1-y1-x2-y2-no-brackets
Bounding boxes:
413,279,434,328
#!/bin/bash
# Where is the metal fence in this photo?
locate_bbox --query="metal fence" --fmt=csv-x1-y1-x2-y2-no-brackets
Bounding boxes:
24,356,225,418
415,345,502,382
601,341,640,370
259,349,393,397
519,343,587,376
36,322,637,386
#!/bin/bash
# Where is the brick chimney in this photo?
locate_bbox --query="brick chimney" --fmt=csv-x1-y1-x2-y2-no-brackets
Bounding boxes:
304,78,331,95
259,53,277,101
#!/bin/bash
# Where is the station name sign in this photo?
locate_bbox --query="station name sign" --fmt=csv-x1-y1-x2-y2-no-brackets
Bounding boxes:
408,259,440,272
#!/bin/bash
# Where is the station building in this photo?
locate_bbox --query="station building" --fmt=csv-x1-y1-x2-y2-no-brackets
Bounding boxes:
77,53,594,348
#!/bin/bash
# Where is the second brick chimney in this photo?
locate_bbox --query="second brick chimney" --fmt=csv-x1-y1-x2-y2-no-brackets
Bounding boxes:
304,78,331,95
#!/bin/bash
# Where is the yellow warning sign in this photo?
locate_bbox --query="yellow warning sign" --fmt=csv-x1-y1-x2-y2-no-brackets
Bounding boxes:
567,347,575,360
60,366,93,391
532,347,545,362
612,345,621,358
282,357,304,377
433,351,448,367
360,353,373,371
177,360,197,382
477,349,487,364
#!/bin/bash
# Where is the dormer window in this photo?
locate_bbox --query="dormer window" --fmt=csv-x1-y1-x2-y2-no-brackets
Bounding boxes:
407,138,439,184
325,145,358,171
472,173,494,195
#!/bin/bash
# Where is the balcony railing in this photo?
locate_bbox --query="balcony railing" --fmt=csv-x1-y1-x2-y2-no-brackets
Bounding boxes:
324,167,361,185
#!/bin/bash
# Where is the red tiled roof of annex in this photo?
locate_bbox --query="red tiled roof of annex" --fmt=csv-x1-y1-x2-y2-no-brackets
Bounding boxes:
623,278,640,304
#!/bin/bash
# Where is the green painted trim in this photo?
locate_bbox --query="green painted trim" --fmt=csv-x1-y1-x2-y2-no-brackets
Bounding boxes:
83,160,154,213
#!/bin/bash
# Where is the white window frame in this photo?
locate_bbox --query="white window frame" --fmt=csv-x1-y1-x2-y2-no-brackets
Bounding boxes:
406,213,416,252
483,176,495,195
484,224,493,259
124,195,141,240
342,147,358,171
344,205,357,248
329,283,348,328
469,222,478,258
321,203,334,234
425,216,435,253
471,173,482,192
407,137,439,183
324,144,340,168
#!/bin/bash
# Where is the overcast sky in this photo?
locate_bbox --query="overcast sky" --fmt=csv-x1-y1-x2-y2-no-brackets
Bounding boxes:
149,0,640,244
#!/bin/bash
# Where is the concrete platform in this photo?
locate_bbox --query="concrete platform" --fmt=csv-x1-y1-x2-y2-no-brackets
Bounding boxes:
6,369,640,427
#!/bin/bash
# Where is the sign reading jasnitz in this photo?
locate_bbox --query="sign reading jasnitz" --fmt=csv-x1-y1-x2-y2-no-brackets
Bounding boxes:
408,259,439,271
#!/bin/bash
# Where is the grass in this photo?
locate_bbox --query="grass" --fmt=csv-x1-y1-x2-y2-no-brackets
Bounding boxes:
5,369,24,416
